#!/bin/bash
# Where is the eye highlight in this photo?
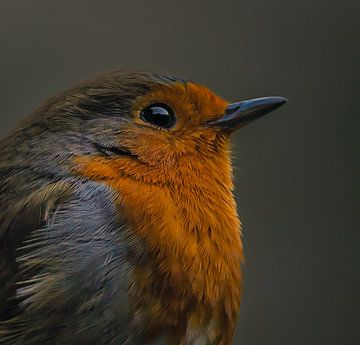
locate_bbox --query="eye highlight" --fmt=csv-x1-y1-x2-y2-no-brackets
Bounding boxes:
140,103,176,129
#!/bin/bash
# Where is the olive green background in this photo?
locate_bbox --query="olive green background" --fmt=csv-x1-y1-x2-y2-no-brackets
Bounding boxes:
0,1,358,344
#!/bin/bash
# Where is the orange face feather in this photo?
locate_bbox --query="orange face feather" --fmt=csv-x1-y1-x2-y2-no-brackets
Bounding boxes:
73,82,243,344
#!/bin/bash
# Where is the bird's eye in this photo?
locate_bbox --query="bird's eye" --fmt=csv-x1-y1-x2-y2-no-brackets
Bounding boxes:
140,103,176,129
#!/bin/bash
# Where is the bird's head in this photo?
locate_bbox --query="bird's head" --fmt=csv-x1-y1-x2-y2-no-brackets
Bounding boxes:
25,71,286,185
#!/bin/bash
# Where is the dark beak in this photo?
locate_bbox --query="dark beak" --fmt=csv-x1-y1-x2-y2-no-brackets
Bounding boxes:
207,96,288,132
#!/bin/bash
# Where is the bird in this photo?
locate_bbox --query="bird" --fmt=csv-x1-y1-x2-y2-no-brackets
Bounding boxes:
0,71,286,345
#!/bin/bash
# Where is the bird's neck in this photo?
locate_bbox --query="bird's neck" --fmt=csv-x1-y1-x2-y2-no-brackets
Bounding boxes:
73,153,243,343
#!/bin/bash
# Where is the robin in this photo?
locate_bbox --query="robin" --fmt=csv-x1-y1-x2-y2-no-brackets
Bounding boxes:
0,71,286,345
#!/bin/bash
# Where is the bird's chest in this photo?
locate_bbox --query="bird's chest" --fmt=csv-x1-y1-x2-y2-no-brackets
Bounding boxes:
112,177,243,344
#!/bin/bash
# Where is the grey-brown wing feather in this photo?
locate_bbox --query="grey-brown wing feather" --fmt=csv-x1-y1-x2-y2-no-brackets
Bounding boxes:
0,181,72,321
0,181,139,345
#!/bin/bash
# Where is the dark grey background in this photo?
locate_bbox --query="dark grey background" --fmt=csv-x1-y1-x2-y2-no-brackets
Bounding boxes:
0,1,359,344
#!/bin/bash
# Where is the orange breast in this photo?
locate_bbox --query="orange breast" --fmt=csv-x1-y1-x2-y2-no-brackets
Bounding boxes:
73,153,243,344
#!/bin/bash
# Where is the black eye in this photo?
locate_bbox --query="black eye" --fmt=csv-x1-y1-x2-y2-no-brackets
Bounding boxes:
140,103,176,129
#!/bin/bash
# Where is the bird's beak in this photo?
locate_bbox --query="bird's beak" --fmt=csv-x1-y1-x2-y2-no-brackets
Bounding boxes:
207,96,288,132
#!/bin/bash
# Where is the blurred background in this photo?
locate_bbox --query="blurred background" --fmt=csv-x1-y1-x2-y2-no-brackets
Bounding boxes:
0,1,358,344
